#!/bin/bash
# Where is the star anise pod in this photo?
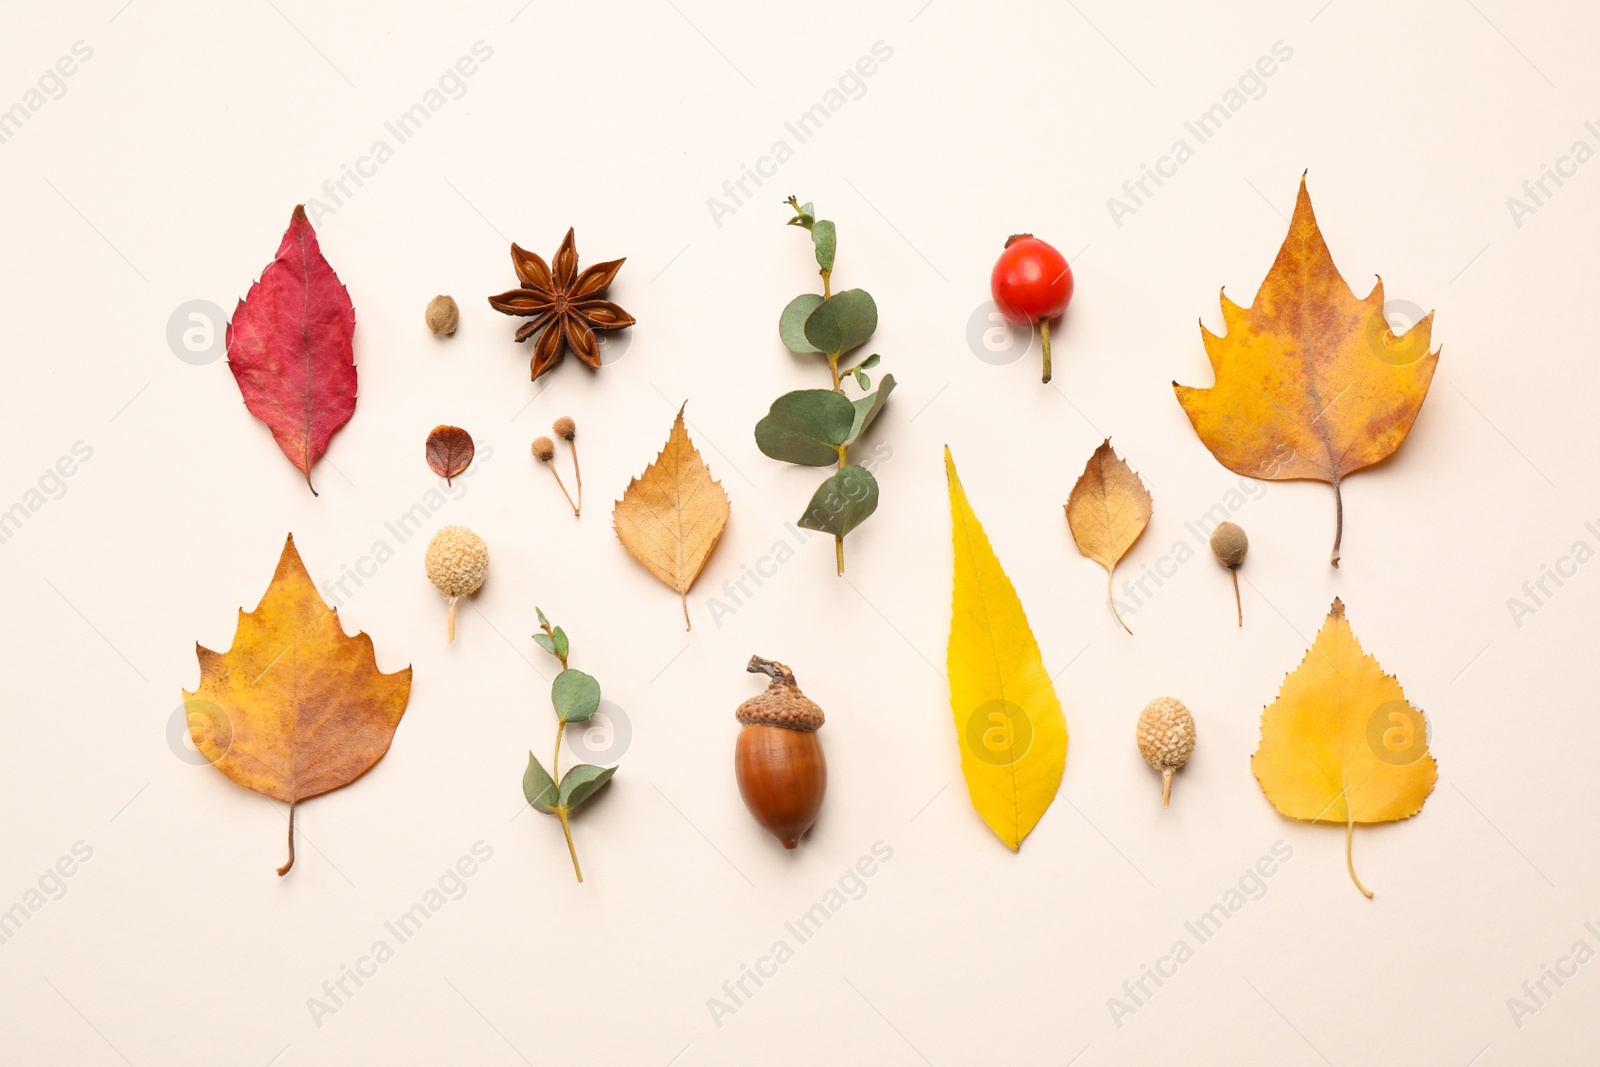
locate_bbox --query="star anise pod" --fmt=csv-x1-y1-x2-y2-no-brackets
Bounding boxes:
487,228,636,381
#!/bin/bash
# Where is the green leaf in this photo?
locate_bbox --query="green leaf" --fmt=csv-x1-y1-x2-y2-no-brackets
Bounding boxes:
559,763,617,810
755,389,856,466
855,354,881,371
552,668,601,723
803,289,877,356
533,633,557,656
845,372,896,445
552,626,569,660
853,370,870,390
811,220,836,272
779,294,824,354
798,465,880,538
535,606,549,629
523,752,558,814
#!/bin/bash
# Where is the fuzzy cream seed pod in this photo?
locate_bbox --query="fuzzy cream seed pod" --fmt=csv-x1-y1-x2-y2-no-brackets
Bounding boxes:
425,295,459,337
1136,696,1195,808
553,416,576,441
425,525,488,641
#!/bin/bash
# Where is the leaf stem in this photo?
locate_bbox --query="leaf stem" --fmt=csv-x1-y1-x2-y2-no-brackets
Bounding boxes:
277,801,296,877
1108,572,1131,635
557,808,583,882
827,352,849,576
1330,476,1343,568
1345,807,1373,898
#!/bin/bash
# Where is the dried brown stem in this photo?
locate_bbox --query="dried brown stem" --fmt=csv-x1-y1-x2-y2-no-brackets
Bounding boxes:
546,465,579,517
277,802,296,876
1231,568,1242,627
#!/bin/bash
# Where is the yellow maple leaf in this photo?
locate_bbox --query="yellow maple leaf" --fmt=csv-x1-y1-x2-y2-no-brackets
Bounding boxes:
1173,176,1439,567
612,403,730,630
1251,597,1437,897
183,534,412,875
946,448,1067,850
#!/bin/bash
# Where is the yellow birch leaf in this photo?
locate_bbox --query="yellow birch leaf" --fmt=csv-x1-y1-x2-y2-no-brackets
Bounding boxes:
1173,176,1440,567
613,403,730,631
945,447,1067,850
182,534,412,876
1251,597,1437,897
1064,439,1151,635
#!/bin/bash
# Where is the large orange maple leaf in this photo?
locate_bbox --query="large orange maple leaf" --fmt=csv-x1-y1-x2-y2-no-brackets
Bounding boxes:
1173,176,1439,566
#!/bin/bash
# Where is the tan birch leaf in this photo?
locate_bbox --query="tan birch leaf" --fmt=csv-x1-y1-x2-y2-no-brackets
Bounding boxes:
613,404,730,630
1065,439,1151,634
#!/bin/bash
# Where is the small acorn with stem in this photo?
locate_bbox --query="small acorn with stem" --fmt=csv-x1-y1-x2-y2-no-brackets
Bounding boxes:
1137,697,1196,808
735,656,827,849
1209,521,1248,626
425,525,488,641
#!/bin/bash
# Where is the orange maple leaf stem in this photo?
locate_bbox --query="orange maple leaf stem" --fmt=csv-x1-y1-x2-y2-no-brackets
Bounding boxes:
1346,807,1373,899
277,801,296,877
1040,318,1053,384
1330,477,1344,568
681,593,690,631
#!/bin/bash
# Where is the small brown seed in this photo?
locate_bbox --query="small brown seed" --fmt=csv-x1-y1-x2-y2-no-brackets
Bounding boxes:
532,436,556,462
425,295,459,336
553,416,576,440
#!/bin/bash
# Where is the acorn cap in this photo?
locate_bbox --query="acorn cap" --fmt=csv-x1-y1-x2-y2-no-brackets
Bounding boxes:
737,656,824,731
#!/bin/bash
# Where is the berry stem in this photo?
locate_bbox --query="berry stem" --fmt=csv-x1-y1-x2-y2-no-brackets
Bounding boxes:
1161,769,1173,809
547,465,579,517
1040,318,1053,383
1231,569,1242,627
447,597,458,642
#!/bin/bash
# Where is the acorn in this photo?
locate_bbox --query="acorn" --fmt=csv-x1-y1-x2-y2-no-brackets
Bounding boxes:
1136,697,1196,808
735,656,826,849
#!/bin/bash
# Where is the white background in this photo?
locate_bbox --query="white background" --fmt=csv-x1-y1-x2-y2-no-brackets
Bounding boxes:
2,0,1596,1063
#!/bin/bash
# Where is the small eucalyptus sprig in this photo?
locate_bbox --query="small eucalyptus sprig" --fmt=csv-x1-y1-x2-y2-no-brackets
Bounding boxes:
523,607,617,882
755,197,897,575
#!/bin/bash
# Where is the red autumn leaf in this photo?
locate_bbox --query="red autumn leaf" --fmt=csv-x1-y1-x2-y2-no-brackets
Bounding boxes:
226,205,357,495
425,425,474,484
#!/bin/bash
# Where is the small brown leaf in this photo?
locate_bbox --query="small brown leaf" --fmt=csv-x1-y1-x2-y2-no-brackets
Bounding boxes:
613,404,730,630
1065,439,1152,635
425,425,475,485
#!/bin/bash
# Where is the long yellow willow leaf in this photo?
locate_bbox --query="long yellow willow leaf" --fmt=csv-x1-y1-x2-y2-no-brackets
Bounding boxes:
945,448,1067,850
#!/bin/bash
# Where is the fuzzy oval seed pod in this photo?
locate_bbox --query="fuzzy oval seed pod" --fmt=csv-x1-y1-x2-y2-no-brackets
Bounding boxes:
553,416,576,441
735,656,826,849
1210,521,1247,568
1137,696,1195,808
531,436,555,462
425,295,459,337
425,525,488,641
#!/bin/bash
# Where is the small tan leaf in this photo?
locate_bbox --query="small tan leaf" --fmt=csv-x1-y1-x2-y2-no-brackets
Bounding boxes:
1065,439,1151,634
613,404,730,630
